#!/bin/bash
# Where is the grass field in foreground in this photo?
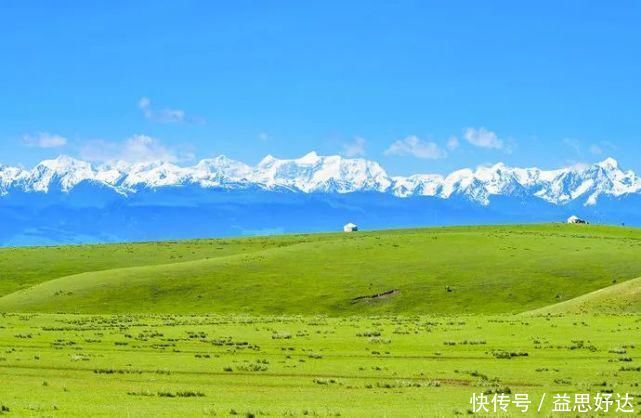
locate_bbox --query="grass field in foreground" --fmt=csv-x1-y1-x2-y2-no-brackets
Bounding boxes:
2,224,641,315
1,313,641,417
2,224,641,416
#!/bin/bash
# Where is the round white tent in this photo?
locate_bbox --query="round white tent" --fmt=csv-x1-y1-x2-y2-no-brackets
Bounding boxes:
343,222,358,232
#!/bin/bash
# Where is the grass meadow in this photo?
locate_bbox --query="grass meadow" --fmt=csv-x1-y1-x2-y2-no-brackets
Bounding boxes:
2,313,641,417
1,224,641,416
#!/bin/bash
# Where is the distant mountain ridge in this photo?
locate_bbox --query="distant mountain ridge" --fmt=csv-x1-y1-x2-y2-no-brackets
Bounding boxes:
1,153,640,245
1,153,639,206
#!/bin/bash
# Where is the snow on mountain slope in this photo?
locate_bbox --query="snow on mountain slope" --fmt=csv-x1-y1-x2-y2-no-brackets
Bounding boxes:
192,156,254,187
0,153,640,206
254,152,392,193
391,174,444,198
22,155,96,192
0,165,27,195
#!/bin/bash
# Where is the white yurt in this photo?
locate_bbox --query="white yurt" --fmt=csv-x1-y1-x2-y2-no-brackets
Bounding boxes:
343,222,358,232
567,215,587,224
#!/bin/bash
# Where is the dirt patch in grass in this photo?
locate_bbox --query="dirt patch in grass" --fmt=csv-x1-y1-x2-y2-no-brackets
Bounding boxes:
352,289,400,304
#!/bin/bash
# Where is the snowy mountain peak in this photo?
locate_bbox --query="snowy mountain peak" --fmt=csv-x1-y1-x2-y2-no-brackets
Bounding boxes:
0,153,639,206
38,154,91,171
29,155,96,192
298,151,321,163
258,154,277,167
597,157,619,170
210,155,237,164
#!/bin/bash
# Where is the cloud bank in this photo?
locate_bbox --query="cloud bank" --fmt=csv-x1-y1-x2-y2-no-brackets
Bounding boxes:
22,132,67,148
341,137,367,157
385,136,447,159
79,134,192,163
138,97,203,124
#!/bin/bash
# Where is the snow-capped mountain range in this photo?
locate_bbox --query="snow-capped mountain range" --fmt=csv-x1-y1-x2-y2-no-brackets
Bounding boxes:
2,152,641,246
0,152,639,207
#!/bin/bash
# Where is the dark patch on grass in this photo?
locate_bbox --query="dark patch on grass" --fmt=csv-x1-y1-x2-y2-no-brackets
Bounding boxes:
351,289,399,303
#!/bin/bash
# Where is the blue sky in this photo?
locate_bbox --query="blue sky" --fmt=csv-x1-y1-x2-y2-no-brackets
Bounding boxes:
1,1,640,175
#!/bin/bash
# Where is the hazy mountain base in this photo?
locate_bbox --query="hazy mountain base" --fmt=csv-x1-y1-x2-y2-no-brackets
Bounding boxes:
1,188,639,245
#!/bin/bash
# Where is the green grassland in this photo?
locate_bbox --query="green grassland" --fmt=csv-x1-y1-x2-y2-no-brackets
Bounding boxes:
1,313,641,417
2,224,641,315
2,224,641,416
527,275,641,315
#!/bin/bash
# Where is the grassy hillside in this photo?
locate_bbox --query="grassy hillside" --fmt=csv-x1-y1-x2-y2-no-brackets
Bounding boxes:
0,234,331,296
2,224,641,314
527,275,641,315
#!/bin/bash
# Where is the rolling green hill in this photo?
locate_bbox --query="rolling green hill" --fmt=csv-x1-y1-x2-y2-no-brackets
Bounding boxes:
2,224,641,314
0,234,326,296
526,275,641,315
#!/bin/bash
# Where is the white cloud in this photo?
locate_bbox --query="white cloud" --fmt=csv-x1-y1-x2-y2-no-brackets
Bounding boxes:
589,144,603,155
341,137,367,157
564,138,616,158
562,138,582,156
600,141,617,151
446,136,459,150
384,135,447,159
79,134,189,163
590,141,616,156
258,132,270,141
22,132,68,148
138,97,200,124
138,97,151,113
463,127,503,150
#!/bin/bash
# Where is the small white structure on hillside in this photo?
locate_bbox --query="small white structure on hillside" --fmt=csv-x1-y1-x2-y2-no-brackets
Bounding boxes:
343,222,358,232
567,215,587,224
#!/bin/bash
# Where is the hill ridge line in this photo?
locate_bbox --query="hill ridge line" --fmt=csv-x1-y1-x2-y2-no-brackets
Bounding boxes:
524,275,641,315
0,238,327,305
